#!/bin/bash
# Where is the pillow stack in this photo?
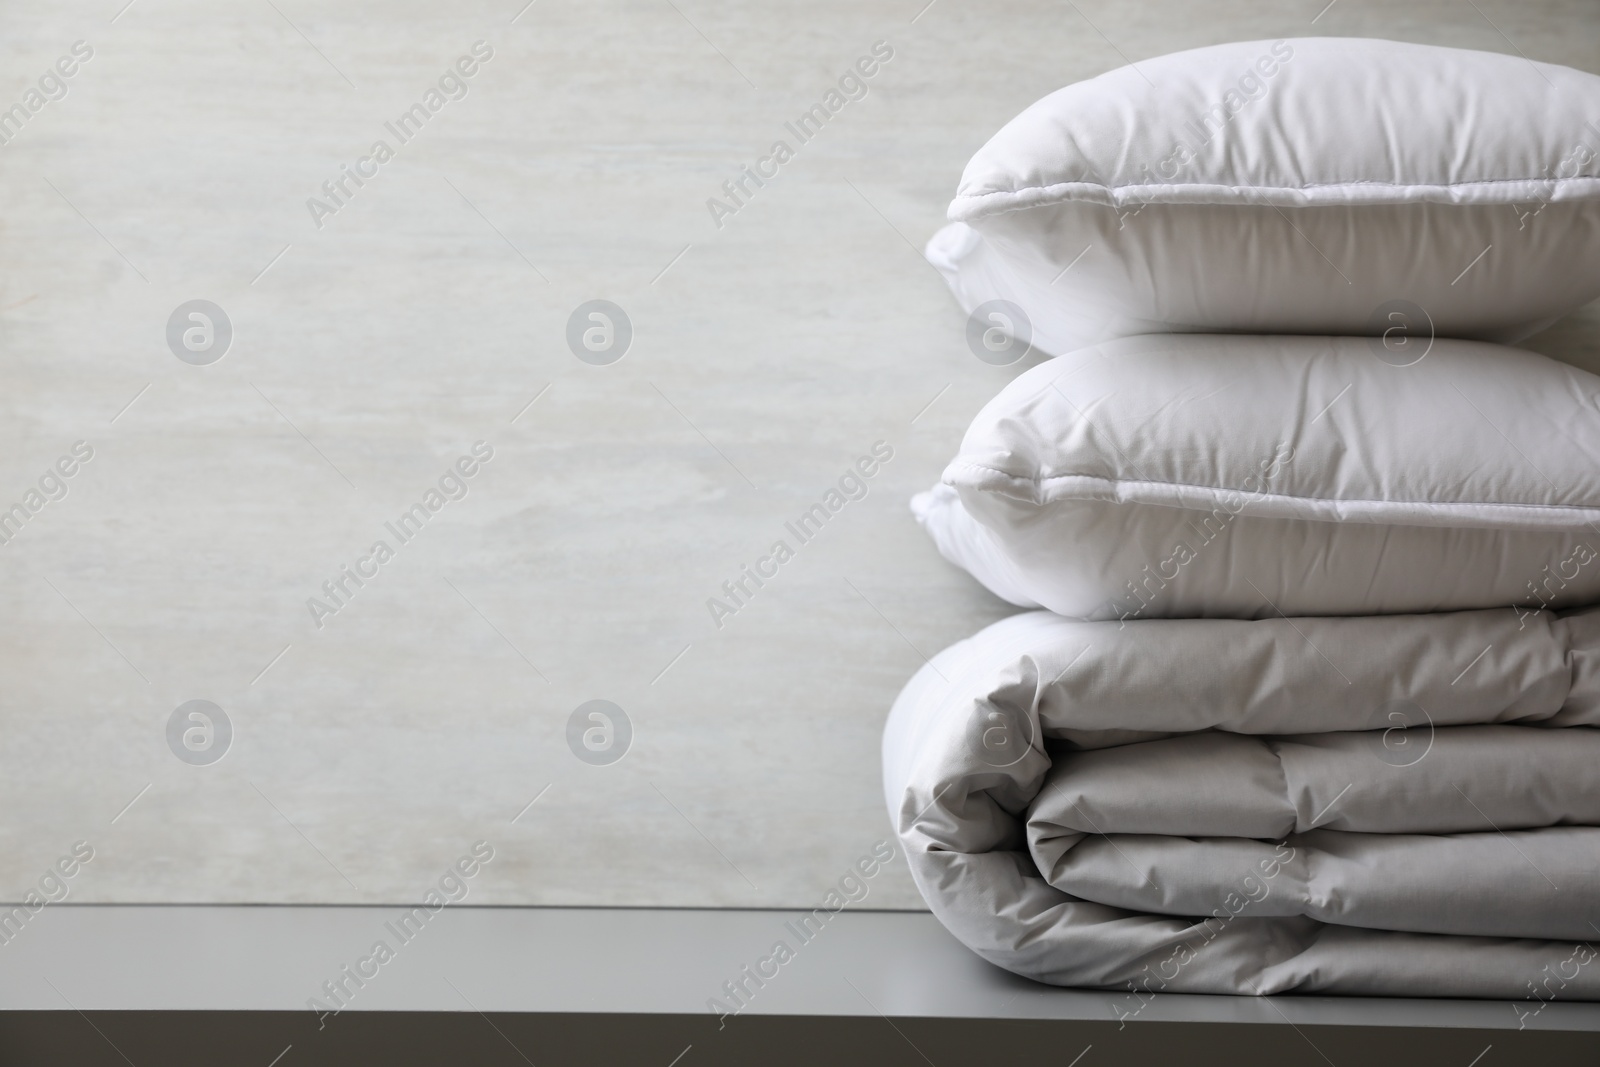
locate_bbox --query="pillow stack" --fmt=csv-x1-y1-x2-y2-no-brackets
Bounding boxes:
889,37,1600,998
917,36,1600,623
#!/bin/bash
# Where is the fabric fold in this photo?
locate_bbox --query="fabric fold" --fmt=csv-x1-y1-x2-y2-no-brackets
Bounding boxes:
883,607,1600,997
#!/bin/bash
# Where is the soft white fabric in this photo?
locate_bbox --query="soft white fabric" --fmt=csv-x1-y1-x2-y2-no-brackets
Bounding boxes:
882,607,1600,996
917,334,1600,620
937,37,1600,352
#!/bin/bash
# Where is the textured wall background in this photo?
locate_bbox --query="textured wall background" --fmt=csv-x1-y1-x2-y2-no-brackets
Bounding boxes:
0,0,1596,908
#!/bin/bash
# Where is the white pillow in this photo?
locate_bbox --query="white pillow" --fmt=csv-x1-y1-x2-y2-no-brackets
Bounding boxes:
936,38,1600,355
916,334,1600,621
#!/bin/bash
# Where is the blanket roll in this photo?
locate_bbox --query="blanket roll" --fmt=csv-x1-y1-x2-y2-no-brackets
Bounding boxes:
882,606,1600,998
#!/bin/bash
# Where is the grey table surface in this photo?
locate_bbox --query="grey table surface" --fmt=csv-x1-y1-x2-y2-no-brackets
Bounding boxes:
1,903,1597,1033
1,0,1598,917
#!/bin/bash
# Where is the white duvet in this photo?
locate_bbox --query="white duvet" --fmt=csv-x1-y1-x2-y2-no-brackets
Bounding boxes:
883,606,1600,998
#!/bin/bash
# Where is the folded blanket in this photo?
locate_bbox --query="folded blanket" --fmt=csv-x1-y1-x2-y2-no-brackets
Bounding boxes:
883,606,1600,998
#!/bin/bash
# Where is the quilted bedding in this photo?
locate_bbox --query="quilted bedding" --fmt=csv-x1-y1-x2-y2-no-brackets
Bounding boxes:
883,606,1600,998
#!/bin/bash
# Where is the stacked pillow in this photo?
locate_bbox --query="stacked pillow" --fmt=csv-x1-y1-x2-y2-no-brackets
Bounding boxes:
920,37,1600,621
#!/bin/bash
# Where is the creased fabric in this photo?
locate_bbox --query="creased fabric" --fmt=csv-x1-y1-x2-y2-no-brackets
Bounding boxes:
883,606,1600,997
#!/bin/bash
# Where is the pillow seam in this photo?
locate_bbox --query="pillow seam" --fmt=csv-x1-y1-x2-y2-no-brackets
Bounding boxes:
949,176,1600,219
946,460,1600,515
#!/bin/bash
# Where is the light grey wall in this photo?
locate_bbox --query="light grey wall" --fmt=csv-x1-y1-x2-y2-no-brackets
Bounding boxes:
0,0,1596,910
